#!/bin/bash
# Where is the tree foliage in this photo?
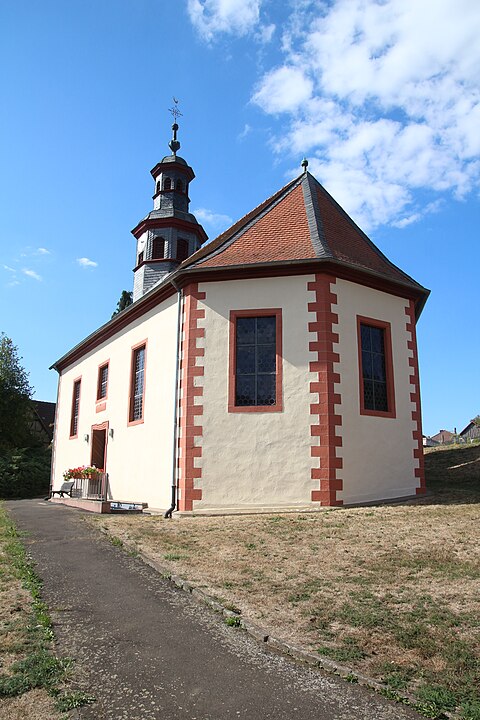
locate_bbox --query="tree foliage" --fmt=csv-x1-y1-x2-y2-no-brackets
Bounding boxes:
0,333,35,450
472,415,480,428
112,290,133,318
0,446,51,498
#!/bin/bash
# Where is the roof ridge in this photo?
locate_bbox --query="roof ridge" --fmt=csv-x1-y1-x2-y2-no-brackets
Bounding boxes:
302,173,332,259
183,173,304,269
310,175,424,289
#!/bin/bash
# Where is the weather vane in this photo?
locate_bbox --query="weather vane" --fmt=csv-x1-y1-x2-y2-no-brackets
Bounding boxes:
168,98,182,155
168,97,183,122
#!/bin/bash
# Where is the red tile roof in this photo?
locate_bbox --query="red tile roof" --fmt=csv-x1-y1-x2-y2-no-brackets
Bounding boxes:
199,183,314,267
184,171,425,292
314,184,415,284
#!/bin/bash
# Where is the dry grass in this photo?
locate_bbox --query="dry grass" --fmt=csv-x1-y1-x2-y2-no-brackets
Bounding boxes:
0,689,59,720
0,505,95,718
0,506,64,719
87,442,480,718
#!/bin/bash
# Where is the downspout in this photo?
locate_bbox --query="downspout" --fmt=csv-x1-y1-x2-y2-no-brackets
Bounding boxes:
165,278,183,518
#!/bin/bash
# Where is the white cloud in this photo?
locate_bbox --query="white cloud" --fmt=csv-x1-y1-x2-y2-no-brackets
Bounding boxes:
238,123,252,141
252,66,313,113
252,0,480,229
392,200,443,229
194,207,233,231
187,0,261,41
36,247,50,255
76,257,98,268
3,264,15,272
256,22,275,44
23,268,42,281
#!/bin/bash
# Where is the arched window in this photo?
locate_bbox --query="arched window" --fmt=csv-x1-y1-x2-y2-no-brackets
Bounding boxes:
164,177,172,191
176,179,183,192
155,180,161,194
177,239,189,262
151,237,165,259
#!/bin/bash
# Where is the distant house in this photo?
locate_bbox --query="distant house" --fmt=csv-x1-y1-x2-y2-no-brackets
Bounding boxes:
459,421,480,443
430,429,456,445
423,435,439,447
30,401,56,444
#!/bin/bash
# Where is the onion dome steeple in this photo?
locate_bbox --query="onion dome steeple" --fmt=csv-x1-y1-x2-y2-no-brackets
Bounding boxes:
131,101,207,302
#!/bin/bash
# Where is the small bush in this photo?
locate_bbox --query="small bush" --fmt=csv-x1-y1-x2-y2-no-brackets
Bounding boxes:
0,446,51,499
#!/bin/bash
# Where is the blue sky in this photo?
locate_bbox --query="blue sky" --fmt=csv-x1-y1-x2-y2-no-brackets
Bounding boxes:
1,0,479,437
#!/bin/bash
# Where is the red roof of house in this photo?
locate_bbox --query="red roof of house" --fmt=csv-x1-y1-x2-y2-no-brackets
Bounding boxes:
184,171,425,292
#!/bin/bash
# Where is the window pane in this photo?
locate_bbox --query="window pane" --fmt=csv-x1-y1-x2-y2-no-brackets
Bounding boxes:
257,374,276,406
363,380,374,410
135,372,144,396
371,327,384,353
236,346,255,374
236,375,255,406
360,324,371,351
374,382,388,411
135,348,145,372
256,316,276,343
236,317,255,345
372,353,386,381
257,344,276,373
132,397,143,420
362,351,373,379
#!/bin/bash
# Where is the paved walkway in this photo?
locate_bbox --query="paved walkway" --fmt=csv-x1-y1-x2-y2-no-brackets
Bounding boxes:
6,500,421,720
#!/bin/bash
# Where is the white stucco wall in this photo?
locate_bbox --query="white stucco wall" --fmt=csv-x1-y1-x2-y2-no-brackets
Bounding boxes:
196,275,316,509
334,279,418,504
52,294,179,511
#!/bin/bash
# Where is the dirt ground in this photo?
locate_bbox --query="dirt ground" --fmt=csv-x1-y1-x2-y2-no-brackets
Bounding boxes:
86,444,480,715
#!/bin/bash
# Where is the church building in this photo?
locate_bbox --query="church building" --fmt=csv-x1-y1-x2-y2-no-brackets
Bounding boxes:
50,120,429,514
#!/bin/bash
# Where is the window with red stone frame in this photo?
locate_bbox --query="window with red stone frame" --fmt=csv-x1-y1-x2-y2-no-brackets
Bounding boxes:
128,343,147,425
228,309,283,413
357,316,396,419
70,378,81,437
97,363,109,401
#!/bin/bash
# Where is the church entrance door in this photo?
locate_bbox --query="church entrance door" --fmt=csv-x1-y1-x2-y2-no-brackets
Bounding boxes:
91,423,108,471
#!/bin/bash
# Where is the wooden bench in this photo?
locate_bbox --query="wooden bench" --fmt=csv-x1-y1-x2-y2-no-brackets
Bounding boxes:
51,481,75,498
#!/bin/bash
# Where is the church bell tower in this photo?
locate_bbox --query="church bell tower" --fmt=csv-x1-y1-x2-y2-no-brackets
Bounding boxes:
131,104,207,301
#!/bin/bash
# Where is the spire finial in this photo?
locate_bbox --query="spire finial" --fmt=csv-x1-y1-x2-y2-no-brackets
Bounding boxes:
168,97,183,155
301,157,308,173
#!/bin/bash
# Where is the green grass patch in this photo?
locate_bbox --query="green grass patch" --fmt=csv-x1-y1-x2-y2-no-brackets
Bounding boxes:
224,616,241,628
317,637,368,663
0,503,95,713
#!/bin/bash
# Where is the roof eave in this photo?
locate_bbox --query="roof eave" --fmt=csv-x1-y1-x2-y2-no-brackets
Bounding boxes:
51,254,429,372
180,256,430,314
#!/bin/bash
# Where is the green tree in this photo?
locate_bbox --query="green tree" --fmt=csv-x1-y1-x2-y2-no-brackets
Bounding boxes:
0,333,34,450
472,415,480,427
111,290,133,318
